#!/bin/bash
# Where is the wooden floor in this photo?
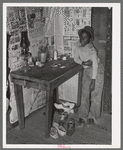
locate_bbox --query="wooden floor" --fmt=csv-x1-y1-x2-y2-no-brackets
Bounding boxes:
6,106,111,145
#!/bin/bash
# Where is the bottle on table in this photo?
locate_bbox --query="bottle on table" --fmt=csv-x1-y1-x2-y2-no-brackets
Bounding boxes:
54,49,58,60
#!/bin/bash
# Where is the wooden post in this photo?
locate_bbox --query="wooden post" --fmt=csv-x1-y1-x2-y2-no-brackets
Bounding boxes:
45,85,54,138
14,84,25,129
54,87,59,103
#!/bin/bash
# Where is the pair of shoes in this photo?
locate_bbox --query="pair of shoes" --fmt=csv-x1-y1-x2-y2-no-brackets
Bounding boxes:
59,111,68,126
76,118,85,128
50,122,66,139
67,118,75,136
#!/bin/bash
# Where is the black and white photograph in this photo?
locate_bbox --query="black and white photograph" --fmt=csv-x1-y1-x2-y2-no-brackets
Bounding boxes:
3,3,121,149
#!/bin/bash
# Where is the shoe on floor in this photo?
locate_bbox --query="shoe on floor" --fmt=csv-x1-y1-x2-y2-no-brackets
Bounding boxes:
50,126,58,139
54,103,63,109
53,122,66,137
76,118,85,128
59,111,68,126
54,103,74,113
67,118,75,136
62,102,75,109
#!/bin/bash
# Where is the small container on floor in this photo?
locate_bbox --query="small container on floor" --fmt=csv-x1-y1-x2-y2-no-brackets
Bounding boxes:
67,118,75,136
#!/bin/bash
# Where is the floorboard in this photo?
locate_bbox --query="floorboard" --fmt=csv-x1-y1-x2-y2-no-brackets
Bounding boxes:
6,106,111,145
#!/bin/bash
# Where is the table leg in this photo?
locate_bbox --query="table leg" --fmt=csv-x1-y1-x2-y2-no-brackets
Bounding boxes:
54,87,59,103
45,87,54,138
14,84,25,129
76,69,83,107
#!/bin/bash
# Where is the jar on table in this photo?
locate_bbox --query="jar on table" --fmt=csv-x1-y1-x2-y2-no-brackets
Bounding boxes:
38,46,47,63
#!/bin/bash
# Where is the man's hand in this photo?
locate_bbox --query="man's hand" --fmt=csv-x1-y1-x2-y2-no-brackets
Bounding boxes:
90,79,95,92
82,59,92,67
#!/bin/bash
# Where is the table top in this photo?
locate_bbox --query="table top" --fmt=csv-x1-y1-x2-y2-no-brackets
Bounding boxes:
10,58,81,83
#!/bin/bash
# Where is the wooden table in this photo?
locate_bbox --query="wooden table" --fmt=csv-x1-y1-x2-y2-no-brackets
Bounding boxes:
10,58,83,138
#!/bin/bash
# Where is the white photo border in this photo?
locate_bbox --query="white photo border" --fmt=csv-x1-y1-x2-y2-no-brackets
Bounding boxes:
3,3,121,149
